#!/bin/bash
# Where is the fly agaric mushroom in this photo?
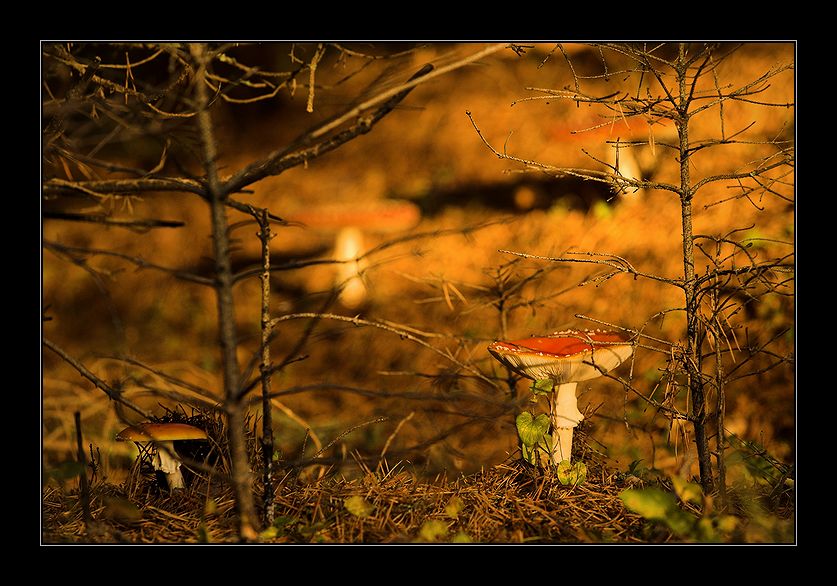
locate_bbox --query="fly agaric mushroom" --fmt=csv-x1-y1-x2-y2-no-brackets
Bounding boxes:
488,329,633,465
116,423,208,490
284,200,421,307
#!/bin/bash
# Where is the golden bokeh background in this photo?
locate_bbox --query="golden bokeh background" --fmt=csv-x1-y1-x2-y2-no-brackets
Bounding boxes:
42,42,794,489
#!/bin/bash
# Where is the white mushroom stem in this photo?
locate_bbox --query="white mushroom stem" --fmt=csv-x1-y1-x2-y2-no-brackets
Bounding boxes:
152,441,186,489
334,226,368,308
550,382,584,465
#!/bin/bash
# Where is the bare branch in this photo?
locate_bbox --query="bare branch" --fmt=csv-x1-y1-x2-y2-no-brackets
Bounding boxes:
466,111,682,194
43,338,152,420
224,44,508,195
43,177,206,198
268,312,500,390
44,240,214,286
43,211,185,230
497,248,680,287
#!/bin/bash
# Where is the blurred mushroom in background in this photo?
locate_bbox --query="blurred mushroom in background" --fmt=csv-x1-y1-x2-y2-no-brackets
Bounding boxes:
285,199,421,308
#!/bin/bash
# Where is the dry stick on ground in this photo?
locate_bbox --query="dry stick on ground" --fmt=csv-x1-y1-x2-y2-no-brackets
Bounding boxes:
74,411,92,524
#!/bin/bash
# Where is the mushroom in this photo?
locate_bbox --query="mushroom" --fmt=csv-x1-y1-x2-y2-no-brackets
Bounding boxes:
284,200,421,308
116,423,208,490
488,329,633,465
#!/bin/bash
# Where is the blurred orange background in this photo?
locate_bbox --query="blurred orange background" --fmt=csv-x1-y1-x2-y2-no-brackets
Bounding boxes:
42,42,794,487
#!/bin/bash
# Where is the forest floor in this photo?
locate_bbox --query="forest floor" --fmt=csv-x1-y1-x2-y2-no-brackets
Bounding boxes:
42,42,796,544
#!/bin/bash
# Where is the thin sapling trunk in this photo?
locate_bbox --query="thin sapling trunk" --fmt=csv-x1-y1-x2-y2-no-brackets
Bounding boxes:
256,208,276,527
191,43,259,541
675,44,714,492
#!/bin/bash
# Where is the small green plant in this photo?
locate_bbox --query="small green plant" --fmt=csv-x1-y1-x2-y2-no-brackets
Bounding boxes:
515,394,587,485
516,410,551,467
620,477,739,542
444,496,465,519
726,433,793,490
516,380,561,469
556,460,588,486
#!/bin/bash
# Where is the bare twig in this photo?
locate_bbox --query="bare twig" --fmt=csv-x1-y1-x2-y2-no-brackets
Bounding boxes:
44,241,213,287
43,177,206,198
43,338,152,420
497,249,679,287
74,411,92,524
269,312,499,390
253,206,276,527
43,211,185,230
305,43,326,113
224,44,508,195
379,412,415,461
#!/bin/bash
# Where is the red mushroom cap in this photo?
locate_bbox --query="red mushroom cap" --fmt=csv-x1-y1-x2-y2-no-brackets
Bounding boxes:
283,200,421,233
488,329,633,382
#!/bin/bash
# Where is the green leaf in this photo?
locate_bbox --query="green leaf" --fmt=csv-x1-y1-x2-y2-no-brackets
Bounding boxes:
516,411,550,447
620,487,696,538
272,515,296,528
444,496,464,519
530,379,554,396
452,530,473,543
418,519,449,542
592,200,614,219
556,461,587,486
671,476,703,506
520,437,551,467
620,487,677,521
259,526,280,540
344,495,374,518
716,515,739,534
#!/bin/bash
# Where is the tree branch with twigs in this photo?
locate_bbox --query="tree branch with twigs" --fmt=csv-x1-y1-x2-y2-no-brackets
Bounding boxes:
43,41,523,542
469,42,794,495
